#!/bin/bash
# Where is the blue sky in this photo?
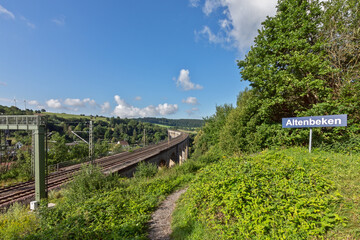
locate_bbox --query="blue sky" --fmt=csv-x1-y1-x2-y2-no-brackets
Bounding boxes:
0,0,277,119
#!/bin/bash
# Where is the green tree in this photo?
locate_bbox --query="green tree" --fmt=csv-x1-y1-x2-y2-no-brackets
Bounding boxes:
193,104,233,156
48,133,69,164
238,0,332,122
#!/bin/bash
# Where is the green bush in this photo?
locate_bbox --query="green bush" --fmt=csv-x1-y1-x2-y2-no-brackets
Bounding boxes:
25,156,202,239
0,203,39,240
133,161,158,179
172,149,346,239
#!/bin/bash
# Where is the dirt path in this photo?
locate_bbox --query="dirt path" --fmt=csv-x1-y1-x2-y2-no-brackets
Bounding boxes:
148,188,187,240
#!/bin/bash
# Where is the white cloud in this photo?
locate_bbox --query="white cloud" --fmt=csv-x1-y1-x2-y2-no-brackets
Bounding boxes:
135,96,142,101
0,97,12,103
182,96,199,105
27,100,44,109
28,100,39,106
194,0,277,52
0,5,15,20
186,107,199,116
46,99,63,109
195,26,228,45
113,95,178,118
63,98,97,108
20,16,36,29
83,98,97,107
175,69,203,91
52,15,65,26
189,0,201,7
101,102,111,114
64,98,84,107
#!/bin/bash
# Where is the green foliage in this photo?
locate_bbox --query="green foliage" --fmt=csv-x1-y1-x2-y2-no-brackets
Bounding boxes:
136,117,204,129
21,155,205,239
172,148,351,239
238,0,331,123
48,133,70,165
133,161,158,179
214,0,360,154
193,104,233,156
0,150,33,185
0,203,39,240
63,164,111,203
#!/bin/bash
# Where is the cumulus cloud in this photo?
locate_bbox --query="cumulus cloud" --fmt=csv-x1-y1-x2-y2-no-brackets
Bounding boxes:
175,69,203,91
83,98,97,107
64,98,84,107
63,98,97,108
194,0,277,52
113,95,178,118
101,102,111,114
46,99,62,109
27,100,44,109
0,5,15,20
182,96,199,105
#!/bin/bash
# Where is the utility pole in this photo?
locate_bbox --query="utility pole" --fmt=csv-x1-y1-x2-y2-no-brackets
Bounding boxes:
24,100,27,110
70,120,94,164
143,128,146,146
168,130,170,145
89,120,93,163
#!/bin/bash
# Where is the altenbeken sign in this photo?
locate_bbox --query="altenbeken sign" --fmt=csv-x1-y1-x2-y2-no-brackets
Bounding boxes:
282,114,347,128
282,114,347,153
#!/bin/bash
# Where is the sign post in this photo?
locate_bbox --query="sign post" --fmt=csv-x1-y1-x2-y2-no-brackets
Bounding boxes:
309,128,312,153
282,114,347,153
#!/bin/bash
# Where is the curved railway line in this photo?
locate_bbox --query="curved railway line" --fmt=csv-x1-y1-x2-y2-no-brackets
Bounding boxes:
0,132,188,209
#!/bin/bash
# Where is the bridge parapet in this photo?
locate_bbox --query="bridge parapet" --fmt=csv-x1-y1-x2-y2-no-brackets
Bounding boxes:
106,131,189,177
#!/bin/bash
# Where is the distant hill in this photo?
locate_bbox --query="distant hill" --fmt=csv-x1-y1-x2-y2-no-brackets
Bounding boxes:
136,117,204,128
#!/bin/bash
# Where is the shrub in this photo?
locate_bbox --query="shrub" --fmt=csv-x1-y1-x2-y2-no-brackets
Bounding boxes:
173,149,345,239
0,203,39,240
134,161,158,179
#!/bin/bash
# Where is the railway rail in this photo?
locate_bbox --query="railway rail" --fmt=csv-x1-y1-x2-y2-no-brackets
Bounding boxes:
0,132,188,210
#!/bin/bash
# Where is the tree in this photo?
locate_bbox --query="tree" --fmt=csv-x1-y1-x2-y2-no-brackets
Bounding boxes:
193,104,233,156
238,0,332,122
48,133,70,164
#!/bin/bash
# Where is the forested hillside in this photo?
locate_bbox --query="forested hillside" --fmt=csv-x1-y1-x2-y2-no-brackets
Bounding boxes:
136,117,204,129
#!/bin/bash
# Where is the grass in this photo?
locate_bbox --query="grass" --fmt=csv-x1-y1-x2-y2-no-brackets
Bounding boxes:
43,112,109,122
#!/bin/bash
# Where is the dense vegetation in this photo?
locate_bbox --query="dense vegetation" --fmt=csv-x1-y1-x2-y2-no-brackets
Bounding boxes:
1,0,359,239
194,0,359,156
136,117,204,129
172,148,360,239
176,0,360,239
0,158,208,239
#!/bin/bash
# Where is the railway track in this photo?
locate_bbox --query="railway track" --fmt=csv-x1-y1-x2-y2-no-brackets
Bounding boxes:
0,132,188,209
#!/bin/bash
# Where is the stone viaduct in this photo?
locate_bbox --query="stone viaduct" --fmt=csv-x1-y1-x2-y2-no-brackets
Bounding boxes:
106,130,189,177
